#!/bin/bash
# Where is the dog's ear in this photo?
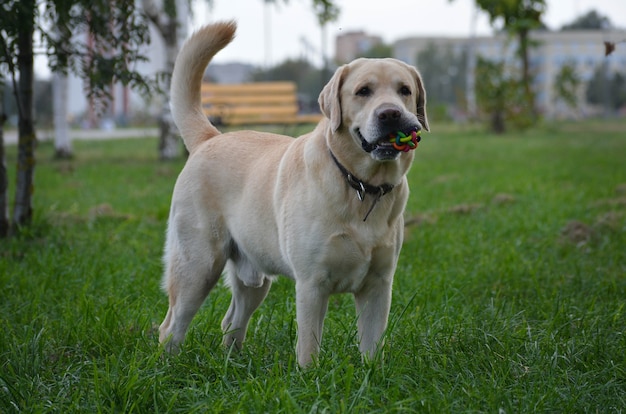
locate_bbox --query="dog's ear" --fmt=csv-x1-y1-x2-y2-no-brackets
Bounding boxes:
318,64,348,132
412,67,430,132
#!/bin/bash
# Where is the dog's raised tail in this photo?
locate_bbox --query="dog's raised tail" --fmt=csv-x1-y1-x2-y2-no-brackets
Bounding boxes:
170,21,237,153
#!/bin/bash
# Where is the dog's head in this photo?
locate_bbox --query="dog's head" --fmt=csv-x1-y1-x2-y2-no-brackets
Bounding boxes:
319,58,429,162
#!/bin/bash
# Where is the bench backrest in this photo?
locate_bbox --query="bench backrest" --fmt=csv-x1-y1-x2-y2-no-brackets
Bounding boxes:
201,82,303,125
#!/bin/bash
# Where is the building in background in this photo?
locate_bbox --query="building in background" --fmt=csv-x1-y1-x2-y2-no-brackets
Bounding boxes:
393,29,626,119
335,31,383,64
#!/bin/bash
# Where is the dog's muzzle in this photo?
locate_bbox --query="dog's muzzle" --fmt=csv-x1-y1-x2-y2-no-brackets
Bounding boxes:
357,125,421,160
357,105,422,159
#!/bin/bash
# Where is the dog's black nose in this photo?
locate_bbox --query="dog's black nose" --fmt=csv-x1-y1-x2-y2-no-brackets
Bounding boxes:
376,106,402,125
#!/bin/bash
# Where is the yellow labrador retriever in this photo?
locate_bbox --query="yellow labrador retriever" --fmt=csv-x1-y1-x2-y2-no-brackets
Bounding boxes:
159,21,429,366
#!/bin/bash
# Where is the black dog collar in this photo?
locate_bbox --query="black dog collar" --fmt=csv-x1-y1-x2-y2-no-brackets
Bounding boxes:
328,149,394,221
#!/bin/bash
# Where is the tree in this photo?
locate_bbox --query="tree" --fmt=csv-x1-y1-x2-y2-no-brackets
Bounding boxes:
477,0,546,121
311,0,340,87
451,0,546,124
5,0,38,229
561,10,612,30
50,23,73,159
0,83,8,237
553,62,581,114
0,0,154,235
586,64,626,112
142,0,192,160
475,57,516,133
52,72,72,159
475,55,536,133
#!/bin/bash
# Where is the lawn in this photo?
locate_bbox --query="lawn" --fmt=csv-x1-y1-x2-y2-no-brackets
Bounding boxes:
1,120,625,412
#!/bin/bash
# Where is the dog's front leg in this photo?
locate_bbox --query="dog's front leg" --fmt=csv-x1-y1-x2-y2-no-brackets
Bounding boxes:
354,277,393,361
295,282,329,367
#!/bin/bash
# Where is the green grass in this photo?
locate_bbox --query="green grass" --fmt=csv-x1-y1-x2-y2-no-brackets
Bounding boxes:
1,120,625,412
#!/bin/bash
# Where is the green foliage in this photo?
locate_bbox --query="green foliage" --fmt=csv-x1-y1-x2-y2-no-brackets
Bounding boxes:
311,0,340,26
586,63,626,111
474,57,532,132
0,0,155,110
358,43,393,59
553,61,581,109
1,79,54,127
163,0,178,19
475,0,546,32
252,59,326,110
560,10,613,30
1,120,625,411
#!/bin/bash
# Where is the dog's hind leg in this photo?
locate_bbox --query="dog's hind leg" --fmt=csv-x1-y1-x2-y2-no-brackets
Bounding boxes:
159,228,227,353
221,258,272,349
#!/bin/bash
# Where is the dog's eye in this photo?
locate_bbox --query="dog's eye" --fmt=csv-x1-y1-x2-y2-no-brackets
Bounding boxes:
356,86,372,97
399,85,412,96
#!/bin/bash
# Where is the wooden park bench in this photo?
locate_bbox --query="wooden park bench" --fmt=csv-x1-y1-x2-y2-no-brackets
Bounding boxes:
201,81,322,127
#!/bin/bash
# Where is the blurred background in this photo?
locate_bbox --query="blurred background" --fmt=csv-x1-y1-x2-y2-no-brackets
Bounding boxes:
3,0,625,134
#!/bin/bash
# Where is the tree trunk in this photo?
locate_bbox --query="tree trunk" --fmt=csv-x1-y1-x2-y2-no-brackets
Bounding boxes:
518,29,536,120
53,72,73,159
158,100,179,159
465,2,479,119
13,0,37,228
142,0,186,160
491,110,505,134
0,109,8,238
158,33,181,160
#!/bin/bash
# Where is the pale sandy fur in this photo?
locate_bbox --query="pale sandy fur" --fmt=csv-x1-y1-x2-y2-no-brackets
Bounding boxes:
160,21,429,366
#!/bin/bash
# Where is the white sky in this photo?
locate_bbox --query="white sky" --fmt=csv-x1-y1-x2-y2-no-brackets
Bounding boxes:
194,0,626,66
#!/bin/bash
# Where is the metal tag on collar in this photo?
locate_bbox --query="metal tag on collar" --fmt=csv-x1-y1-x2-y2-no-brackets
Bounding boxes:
347,173,365,201
356,181,365,201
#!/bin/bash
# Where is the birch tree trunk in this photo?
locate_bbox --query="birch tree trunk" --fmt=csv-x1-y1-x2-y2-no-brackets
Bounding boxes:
143,0,188,160
53,72,73,159
13,0,37,228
